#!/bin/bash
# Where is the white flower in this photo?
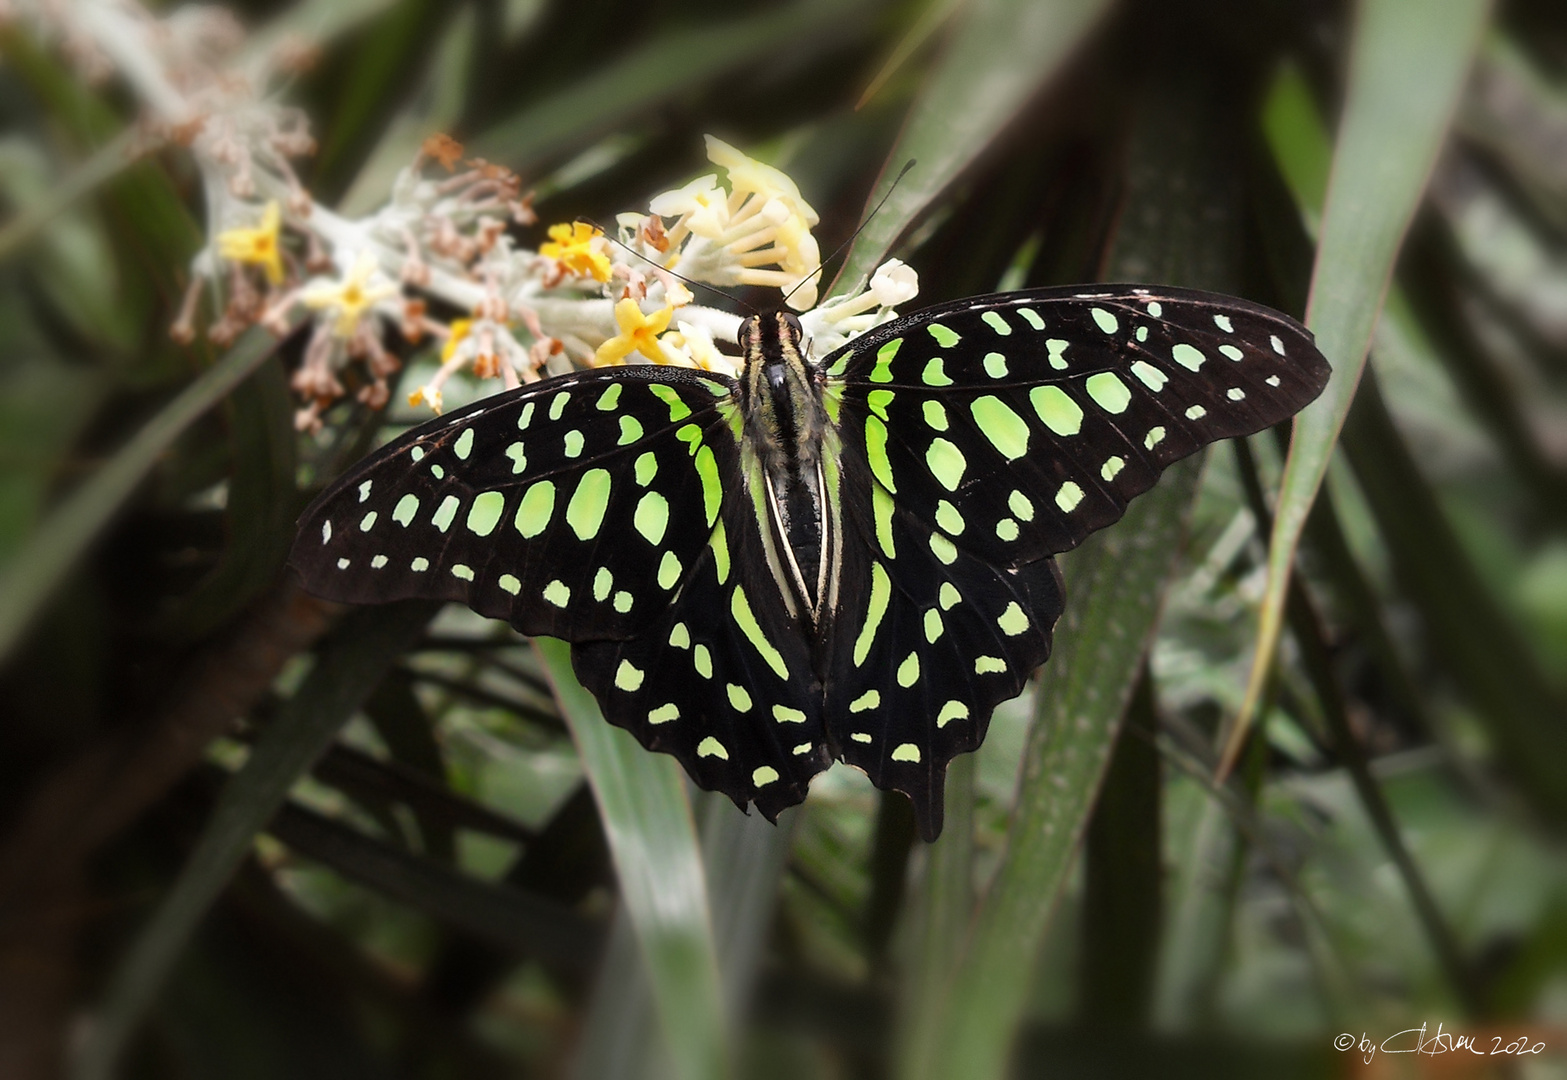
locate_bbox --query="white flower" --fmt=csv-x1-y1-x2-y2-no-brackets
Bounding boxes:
799,259,920,355
869,258,919,306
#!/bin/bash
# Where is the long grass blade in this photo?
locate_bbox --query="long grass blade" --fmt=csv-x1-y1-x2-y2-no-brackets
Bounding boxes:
831,0,1114,293
1227,0,1493,770
471,0,872,173
535,637,728,1080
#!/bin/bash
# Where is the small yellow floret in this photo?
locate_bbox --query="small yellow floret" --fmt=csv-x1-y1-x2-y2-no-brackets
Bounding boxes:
442,318,473,362
594,299,674,366
301,252,398,337
216,200,285,285
540,222,612,282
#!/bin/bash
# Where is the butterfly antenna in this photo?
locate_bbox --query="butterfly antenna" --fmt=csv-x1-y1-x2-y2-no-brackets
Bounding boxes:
780,159,917,308
577,217,760,315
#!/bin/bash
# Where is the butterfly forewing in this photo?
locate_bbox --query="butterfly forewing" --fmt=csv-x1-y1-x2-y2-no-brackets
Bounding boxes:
822,285,1331,571
294,366,739,639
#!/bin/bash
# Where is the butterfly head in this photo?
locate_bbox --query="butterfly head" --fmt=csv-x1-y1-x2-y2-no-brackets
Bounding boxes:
737,311,805,357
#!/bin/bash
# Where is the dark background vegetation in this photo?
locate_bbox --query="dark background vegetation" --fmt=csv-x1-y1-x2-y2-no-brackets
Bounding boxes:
2,0,1567,1077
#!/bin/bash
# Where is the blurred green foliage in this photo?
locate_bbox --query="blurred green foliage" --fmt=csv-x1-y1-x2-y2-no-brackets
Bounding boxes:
3,1,1567,1078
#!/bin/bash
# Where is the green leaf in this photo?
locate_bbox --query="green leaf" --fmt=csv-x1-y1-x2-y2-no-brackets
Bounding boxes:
1339,371,1567,823
470,0,874,174
916,456,1201,1080
572,799,798,1080
904,54,1258,1076
832,0,1114,294
534,637,728,1080
894,752,973,1077
0,329,280,664
72,601,439,1080
1232,0,1492,764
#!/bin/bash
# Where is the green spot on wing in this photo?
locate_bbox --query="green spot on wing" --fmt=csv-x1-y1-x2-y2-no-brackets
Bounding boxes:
1085,371,1131,414
921,356,953,386
1172,343,1205,371
650,383,691,421
466,491,505,536
853,563,891,667
929,532,958,565
658,550,682,589
694,446,721,525
1030,386,1082,435
615,660,645,691
925,438,966,491
597,384,622,410
710,519,731,584
928,323,960,347
865,416,896,494
618,415,644,445
970,395,1030,460
872,485,897,558
1056,481,1085,512
634,491,669,544
514,481,555,538
566,469,612,540
998,601,1030,636
635,452,658,486
432,495,460,533
731,586,788,679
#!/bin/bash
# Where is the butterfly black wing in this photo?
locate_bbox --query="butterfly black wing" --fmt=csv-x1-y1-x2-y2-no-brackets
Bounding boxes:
292,365,832,820
817,284,1330,838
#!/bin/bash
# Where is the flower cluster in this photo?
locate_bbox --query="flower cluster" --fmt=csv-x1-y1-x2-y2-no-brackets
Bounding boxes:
10,0,918,432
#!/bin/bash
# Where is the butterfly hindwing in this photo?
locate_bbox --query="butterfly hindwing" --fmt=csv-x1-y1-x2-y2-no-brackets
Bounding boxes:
821,449,1065,840
293,366,739,643
822,284,1331,570
571,484,832,823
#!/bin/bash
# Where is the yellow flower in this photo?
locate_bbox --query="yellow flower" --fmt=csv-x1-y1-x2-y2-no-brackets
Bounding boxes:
301,252,398,337
442,318,472,362
540,222,612,282
216,200,285,284
594,299,674,366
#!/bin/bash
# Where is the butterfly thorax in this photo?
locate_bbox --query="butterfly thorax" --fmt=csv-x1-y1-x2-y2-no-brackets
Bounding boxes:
737,312,837,624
